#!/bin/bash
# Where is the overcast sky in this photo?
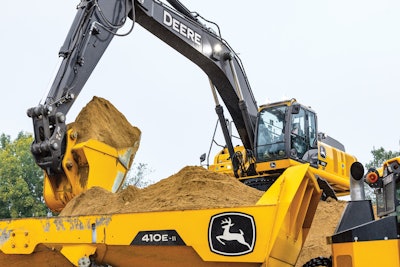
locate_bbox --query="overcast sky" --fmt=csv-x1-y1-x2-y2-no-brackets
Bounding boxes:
2,0,400,183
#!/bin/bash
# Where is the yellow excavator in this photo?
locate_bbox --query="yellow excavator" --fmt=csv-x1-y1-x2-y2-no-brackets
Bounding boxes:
0,0,358,266
208,98,355,200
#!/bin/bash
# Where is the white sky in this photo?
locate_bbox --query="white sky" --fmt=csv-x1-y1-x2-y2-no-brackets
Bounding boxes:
2,0,400,183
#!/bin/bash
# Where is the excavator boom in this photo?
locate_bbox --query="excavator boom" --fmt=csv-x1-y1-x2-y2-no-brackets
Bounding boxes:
27,0,258,180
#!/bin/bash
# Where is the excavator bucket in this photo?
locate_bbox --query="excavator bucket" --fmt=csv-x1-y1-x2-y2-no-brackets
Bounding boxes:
44,130,138,212
43,97,141,213
0,164,321,267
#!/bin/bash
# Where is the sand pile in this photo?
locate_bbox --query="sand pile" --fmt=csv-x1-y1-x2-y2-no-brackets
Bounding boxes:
60,166,265,216
70,96,141,150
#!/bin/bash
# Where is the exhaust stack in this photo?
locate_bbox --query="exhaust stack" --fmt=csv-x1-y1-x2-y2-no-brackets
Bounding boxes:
349,161,365,201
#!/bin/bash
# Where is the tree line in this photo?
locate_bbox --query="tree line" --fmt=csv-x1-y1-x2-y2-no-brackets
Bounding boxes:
0,132,153,218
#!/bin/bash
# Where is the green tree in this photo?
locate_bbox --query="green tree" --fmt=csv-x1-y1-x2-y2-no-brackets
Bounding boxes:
123,163,154,188
0,132,47,218
365,146,400,170
363,146,400,203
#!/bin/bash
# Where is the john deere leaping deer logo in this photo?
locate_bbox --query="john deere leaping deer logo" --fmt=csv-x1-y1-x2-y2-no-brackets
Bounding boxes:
216,217,251,249
209,212,255,256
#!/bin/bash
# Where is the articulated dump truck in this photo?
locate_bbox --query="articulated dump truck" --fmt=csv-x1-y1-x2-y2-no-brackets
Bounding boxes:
0,0,376,266
0,163,321,267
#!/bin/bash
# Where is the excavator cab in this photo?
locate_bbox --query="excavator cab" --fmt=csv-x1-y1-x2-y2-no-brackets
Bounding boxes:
249,99,355,197
255,99,318,166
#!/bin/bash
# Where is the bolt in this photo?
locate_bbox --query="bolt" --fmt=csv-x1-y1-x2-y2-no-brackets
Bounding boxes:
66,161,74,170
56,112,66,123
24,244,28,248
51,142,59,150
70,131,78,140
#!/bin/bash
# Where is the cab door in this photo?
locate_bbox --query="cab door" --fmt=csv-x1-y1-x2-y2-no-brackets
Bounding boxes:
289,106,318,163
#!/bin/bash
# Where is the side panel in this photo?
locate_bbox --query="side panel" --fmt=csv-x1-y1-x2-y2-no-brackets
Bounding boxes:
332,239,400,267
316,141,357,194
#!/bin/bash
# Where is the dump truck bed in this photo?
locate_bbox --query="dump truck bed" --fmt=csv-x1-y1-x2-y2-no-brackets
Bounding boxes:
0,164,321,267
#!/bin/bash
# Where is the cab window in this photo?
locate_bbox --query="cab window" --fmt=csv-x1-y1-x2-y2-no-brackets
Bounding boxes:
290,108,307,158
256,105,286,161
290,107,318,162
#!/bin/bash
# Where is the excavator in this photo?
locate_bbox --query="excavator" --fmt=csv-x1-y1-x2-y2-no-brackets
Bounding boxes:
0,0,357,266
208,98,354,200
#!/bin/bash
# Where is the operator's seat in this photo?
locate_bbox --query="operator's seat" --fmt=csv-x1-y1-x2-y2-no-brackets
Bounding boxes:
302,137,318,165
302,149,318,164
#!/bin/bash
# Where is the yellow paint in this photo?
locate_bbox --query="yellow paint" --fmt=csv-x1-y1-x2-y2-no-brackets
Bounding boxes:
332,239,400,267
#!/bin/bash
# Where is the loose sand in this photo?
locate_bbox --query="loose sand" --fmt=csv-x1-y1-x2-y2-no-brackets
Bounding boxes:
71,96,141,150
60,166,265,216
296,199,346,266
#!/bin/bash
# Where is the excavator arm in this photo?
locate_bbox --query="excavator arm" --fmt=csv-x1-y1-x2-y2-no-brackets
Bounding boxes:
27,0,129,177
27,0,258,179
